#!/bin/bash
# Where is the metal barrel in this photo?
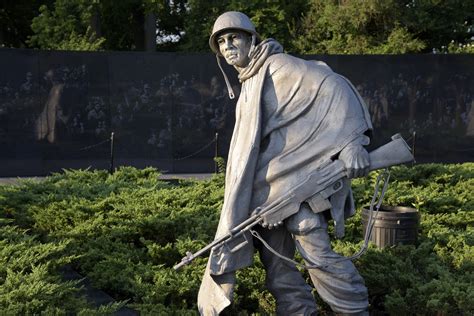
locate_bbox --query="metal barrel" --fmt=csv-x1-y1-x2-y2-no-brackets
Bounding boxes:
362,205,420,248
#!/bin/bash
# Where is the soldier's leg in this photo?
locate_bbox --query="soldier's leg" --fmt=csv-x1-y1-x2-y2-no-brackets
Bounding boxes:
286,204,369,315
255,225,317,316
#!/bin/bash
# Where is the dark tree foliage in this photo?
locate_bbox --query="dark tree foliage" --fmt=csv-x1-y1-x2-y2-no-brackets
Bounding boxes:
292,0,474,54
0,0,50,48
2,1,474,52
28,0,106,50
178,0,309,53
98,1,147,51
93,0,187,51
24,0,188,51
400,0,474,53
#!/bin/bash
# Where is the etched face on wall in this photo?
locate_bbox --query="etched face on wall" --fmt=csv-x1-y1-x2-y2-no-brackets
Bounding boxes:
217,30,252,69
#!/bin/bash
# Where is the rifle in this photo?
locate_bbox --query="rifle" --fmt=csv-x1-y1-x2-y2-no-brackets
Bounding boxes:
173,134,414,270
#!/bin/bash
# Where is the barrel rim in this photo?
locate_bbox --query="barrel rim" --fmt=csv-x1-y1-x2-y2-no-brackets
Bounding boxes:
362,205,418,213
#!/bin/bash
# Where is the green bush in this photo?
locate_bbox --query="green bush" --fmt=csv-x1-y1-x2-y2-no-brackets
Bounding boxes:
0,218,124,314
0,163,472,314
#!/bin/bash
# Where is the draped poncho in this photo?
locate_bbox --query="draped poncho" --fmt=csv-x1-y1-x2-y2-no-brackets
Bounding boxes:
198,39,372,315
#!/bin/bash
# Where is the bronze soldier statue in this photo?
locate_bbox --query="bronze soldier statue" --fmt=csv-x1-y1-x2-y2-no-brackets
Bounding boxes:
199,11,373,316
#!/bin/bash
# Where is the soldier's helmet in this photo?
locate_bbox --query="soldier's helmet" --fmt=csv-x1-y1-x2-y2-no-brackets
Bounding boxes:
209,11,260,55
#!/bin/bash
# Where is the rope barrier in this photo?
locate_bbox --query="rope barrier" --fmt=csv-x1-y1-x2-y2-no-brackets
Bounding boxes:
78,138,111,151
173,138,216,161
0,131,218,160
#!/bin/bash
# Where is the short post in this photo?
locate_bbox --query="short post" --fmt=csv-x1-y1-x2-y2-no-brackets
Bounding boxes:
214,132,219,174
411,131,416,165
109,132,115,174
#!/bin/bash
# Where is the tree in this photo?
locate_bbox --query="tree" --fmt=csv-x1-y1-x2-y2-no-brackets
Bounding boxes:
95,0,147,51
291,0,425,54
400,0,474,53
28,0,105,50
26,0,188,51
175,0,225,52
178,0,308,53
3,0,473,53
290,0,474,55
0,0,49,48
149,0,188,51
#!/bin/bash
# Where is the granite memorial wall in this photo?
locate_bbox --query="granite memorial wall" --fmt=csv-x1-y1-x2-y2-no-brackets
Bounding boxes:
0,48,472,176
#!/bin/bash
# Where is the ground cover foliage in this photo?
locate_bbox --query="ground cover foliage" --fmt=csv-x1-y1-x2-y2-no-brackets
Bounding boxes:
0,163,472,315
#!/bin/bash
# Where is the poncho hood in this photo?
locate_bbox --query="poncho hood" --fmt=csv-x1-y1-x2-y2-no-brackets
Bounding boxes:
238,39,283,82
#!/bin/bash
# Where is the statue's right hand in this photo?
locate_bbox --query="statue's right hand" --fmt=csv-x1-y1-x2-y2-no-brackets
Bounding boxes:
339,144,370,178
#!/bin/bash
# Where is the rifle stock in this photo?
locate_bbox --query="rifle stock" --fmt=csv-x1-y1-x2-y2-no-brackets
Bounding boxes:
369,133,413,171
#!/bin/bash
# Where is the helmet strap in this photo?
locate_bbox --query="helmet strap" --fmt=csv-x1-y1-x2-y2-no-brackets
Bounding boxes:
248,34,257,59
216,54,235,99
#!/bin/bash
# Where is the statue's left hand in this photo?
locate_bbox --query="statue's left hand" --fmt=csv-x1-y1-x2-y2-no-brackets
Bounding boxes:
339,144,370,178
252,207,284,229
261,220,284,229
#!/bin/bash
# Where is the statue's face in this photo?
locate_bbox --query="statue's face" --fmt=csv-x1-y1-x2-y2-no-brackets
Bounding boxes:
217,30,251,68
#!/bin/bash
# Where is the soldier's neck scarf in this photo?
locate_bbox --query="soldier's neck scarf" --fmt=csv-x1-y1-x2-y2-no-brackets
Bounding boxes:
239,39,283,82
